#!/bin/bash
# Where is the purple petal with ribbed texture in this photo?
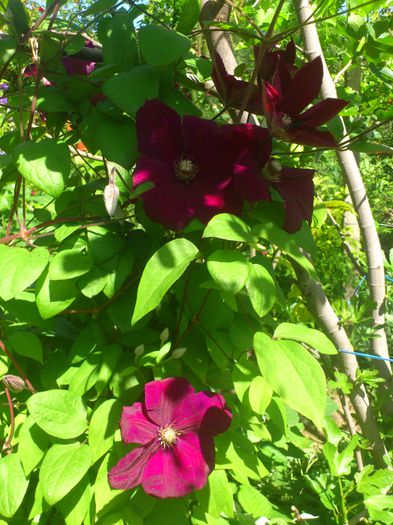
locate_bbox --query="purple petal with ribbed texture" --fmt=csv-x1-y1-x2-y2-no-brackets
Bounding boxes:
298,98,348,127
108,443,158,490
282,56,323,116
62,57,95,76
273,167,315,233
172,391,232,435
142,432,214,498
221,124,272,167
144,378,195,427
136,100,183,163
120,402,158,445
233,152,271,203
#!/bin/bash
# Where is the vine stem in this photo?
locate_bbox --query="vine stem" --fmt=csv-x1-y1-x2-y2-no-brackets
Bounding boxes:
2,386,15,452
0,341,36,394
338,477,349,525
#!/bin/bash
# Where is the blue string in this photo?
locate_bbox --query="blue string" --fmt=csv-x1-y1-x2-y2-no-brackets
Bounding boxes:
339,349,393,363
386,275,393,283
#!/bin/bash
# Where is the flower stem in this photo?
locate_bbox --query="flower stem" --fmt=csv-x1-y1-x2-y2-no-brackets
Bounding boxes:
2,386,15,452
0,340,36,393
338,476,349,525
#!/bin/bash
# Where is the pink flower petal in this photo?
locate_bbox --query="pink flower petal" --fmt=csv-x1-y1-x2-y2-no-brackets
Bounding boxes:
144,378,195,427
142,432,214,498
297,98,348,127
136,100,183,163
172,391,232,435
120,402,158,445
108,443,158,490
282,56,323,116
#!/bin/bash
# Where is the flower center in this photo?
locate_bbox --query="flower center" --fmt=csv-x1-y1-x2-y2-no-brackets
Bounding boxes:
158,425,181,448
262,160,282,182
174,158,199,182
282,113,293,129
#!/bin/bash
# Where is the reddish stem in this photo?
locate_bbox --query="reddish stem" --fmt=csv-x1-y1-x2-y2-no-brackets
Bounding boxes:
2,386,15,452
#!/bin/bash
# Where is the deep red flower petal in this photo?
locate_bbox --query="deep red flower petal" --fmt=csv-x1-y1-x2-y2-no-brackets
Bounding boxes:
120,402,158,445
141,184,195,230
108,443,158,490
62,57,95,76
133,156,173,187
297,98,348,127
136,100,183,162
272,58,293,100
173,391,232,435
144,378,195,427
234,152,271,203
282,56,323,116
142,432,214,498
262,81,282,124
221,124,272,166
288,126,338,148
182,115,223,167
272,167,315,233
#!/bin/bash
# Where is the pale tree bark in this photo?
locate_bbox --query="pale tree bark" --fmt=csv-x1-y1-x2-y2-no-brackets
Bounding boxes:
199,0,388,468
294,0,391,385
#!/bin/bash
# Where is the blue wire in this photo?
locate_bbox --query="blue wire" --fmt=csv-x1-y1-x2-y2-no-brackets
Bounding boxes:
386,275,393,283
339,349,393,363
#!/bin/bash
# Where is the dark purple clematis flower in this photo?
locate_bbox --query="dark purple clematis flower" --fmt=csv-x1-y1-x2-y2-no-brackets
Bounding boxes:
211,53,263,115
62,40,96,76
263,56,348,148
108,377,232,498
254,39,297,83
222,124,314,232
133,99,243,230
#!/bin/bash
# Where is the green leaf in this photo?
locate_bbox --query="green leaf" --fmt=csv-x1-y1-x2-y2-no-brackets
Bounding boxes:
323,436,359,477
40,443,92,505
132,238,199,324
139,25,191,66
248,375,273,415
27,389,88,439
0,36,17,66
254,333,326,428
103,65,160,116
0,454,29,518
94,454,129,517
49,249,92,280
57,475,91,525
176,0,200,34
246,263,275,317
364,495,393,522
18,417,49,476
207,249,250,294
89,399,122,463
252,222,318,280
203,213,257,243
0,246,49,301
349,141,393,155
69,352,102,395
237,485,273,518
7,0,30,36
7,330,43,362
14,139,70,198
274,323,337,355
197,470,234,518
80,112,137,168
100,13,138,70
356,466,393,496
84,0,117,15
36,267,78,319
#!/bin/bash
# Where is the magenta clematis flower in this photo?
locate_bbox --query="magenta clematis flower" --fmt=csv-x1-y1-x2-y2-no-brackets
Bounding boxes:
211,53,263,115
254,39,297,84
263,56,348,148
108,377,232,498
222,124,314,232
133,99,243,230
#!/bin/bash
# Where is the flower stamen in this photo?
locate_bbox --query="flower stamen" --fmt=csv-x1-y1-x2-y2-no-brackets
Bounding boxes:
263,160,282,182
174,158,199,182
158,425,181,448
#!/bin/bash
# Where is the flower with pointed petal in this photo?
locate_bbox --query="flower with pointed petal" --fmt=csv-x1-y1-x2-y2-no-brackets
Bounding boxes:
263,56,348,148
133,99,243,230
254,39,297,84
222,124,314,232
108,377,232,498
211,52,263,115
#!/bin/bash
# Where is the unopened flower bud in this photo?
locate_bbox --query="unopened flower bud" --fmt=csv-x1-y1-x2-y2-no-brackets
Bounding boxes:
104,182,120,217
2,374,26,393
160,328,169,344
172,347,187,359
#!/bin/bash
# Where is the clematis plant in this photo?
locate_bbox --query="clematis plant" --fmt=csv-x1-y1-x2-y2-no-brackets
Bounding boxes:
108,377,232,498
262,56,348,148
254,39,297,84
133,99,243,230
222,124,314,232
